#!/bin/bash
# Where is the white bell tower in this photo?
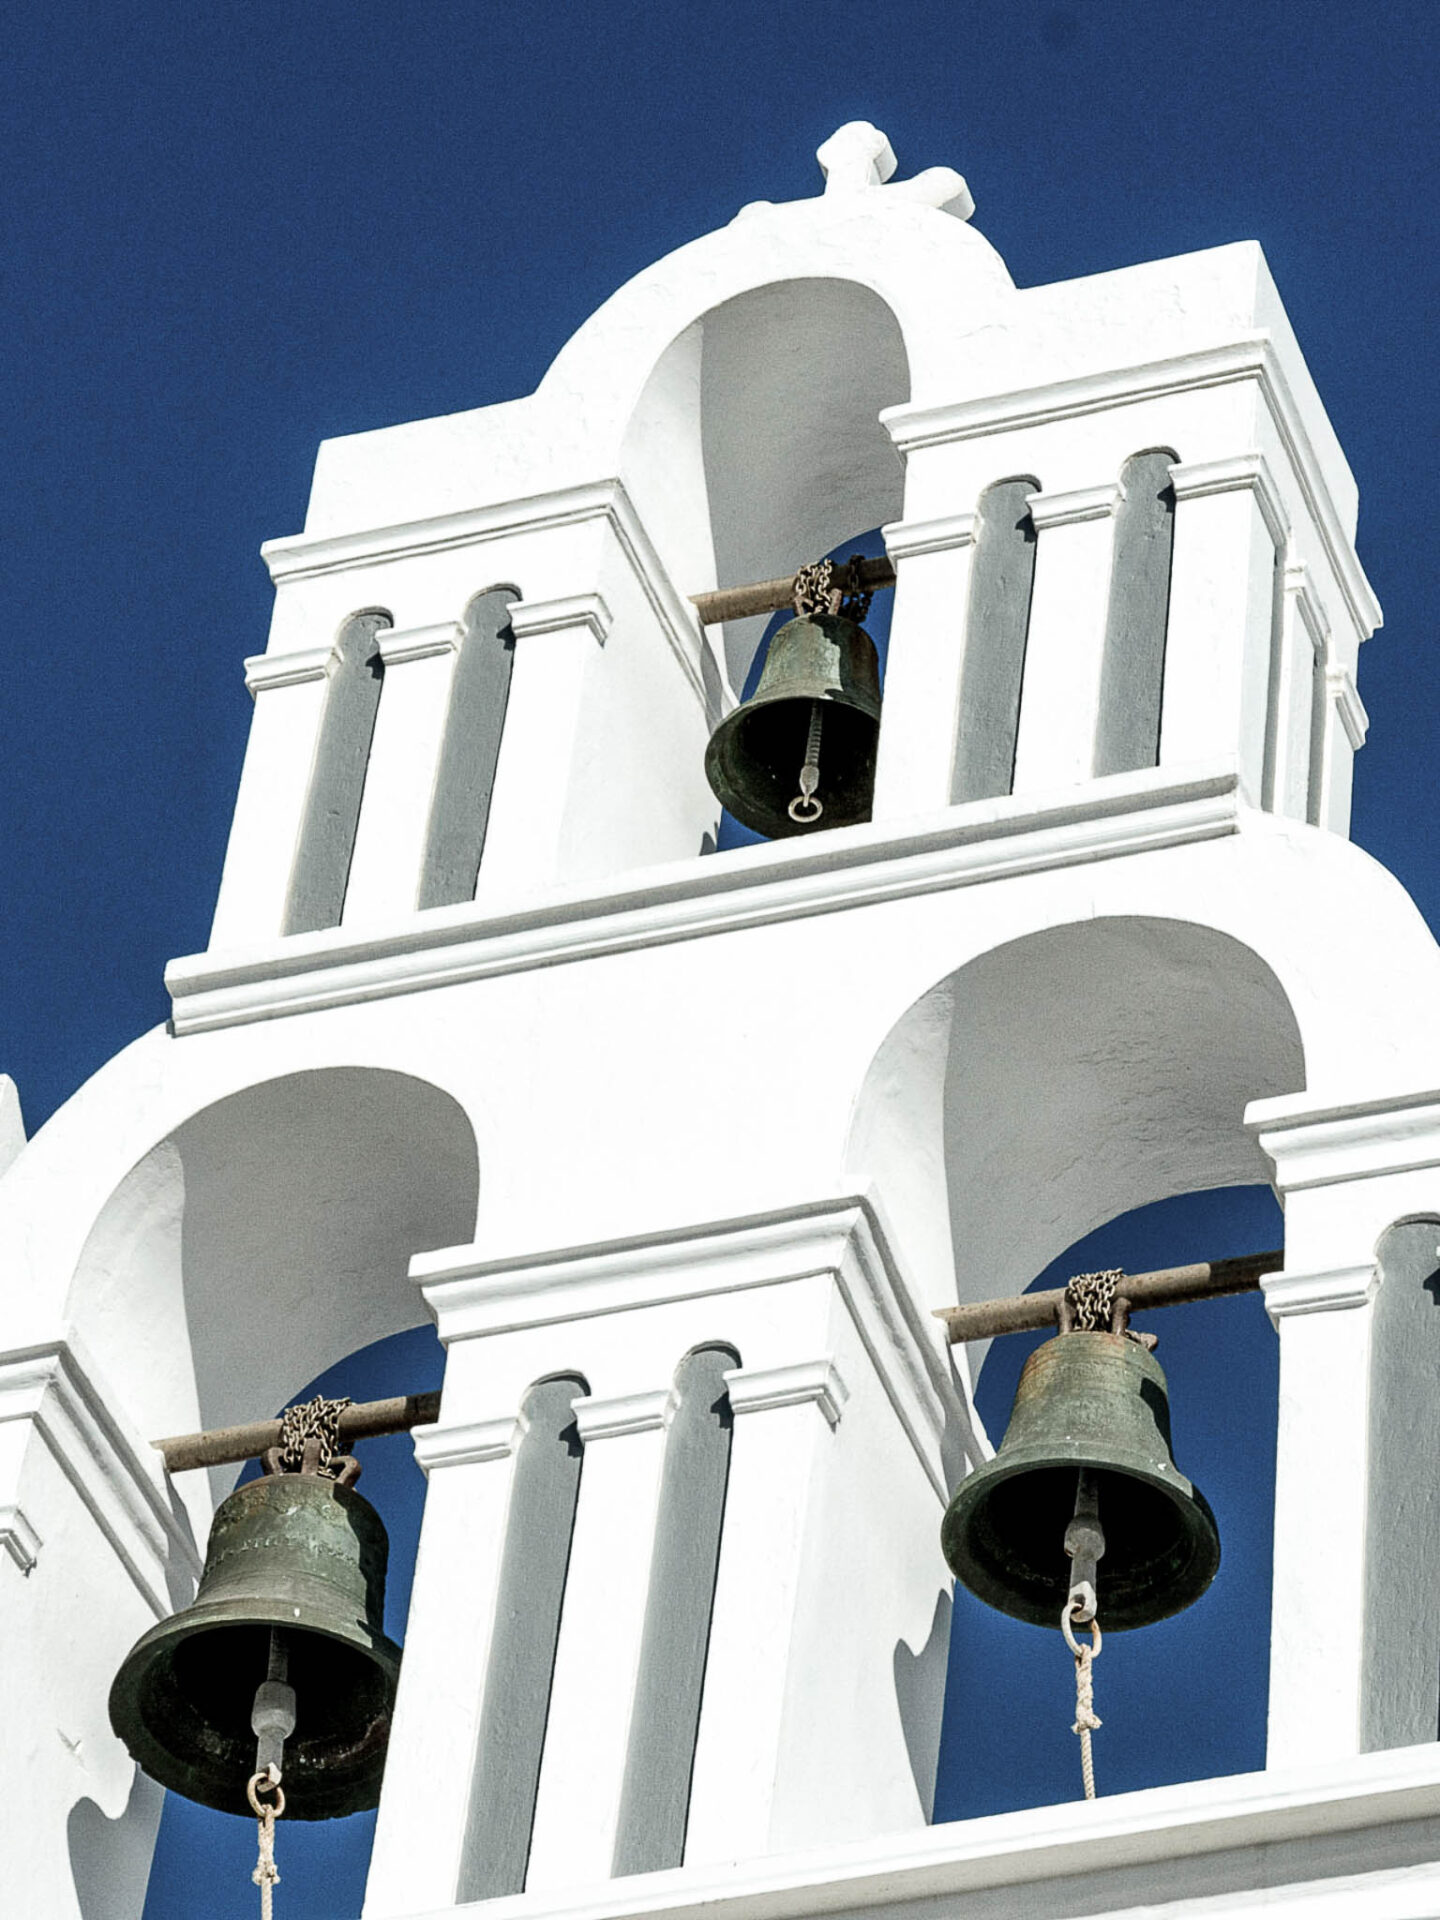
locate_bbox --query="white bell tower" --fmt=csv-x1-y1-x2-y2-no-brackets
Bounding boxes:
8,120,1440,1920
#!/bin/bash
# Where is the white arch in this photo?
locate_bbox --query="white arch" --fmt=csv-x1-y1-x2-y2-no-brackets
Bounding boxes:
846,915,1305,1325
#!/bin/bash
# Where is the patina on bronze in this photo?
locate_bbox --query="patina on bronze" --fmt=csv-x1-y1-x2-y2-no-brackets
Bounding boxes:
704,611,882,838
109,1467,401,1819
942,1331,1220,1631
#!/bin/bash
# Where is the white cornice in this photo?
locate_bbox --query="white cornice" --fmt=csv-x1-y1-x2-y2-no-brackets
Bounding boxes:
414,1197,959,1499
509,592,613,647
386,1743,1440,1920
165,765,1242,1034
1285,562,1331,659
1261,1263,1377,1322
573,1386,679,1442
1327,665,1370,749
881,512,976,560
881,338,1380,643
378,621,463,666
412,1412,528,1474
260,477,716,721
724,1359,849,1429
0,1340,203,1615
1249,1088,1440,1192
1026,481,1125,528
1169,451,1289,548
243,644,341,694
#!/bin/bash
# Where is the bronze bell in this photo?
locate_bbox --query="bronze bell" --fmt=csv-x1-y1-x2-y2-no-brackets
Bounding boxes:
705,611,882,838
109,1461,402,1819
942,1331,1220,1630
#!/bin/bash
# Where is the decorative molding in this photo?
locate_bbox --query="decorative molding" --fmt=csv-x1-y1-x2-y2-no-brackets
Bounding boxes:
259,476,716,720
366,1741,1440,1920
509,592,613,648
412,1412,529,1474
1249,1088,1440,1192
1327,665,1370,749
0,1503,41,1574
1285,562,1330,660
1168,451,1289,548
0,1340,203,1616
1025,481,1125,529
1261,1263,1377,1322
377,621,463,667
412,1196,959,1499
881,337,1380,643
881,512,977,561
243,644,340,695
573,1386,678,1442
166,765,1242,1034
724,1358,849,1429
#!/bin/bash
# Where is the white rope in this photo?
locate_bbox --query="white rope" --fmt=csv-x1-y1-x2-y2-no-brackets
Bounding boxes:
248,1769,285,1920
1061,1601,1103,1800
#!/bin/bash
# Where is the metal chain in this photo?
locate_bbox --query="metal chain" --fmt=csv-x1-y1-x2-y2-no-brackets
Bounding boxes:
792,559,836,617
277,1395,352,1477
1064,1270,1123,1331
1061,1600,1103,1801
791,555,873,623
248,1770,285,1919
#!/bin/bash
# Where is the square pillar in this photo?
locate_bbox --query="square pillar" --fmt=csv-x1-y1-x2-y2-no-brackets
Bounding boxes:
209,645,339,945
870,514,976,821
1010,483,1124,794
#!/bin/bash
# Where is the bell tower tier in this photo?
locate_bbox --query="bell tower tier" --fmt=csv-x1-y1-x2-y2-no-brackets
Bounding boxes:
12,121,1440,1920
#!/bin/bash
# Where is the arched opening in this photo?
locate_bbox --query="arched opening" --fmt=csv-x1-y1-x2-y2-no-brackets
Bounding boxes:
844,918,1303,1811
936,1184,1281,1816
135,1323,446,1920
621,277,910,700
847,916,1305,1323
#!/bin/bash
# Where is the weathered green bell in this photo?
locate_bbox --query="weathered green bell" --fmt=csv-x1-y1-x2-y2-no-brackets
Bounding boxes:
109,1469,402,1819
705,611,882,838
942,1332,1220,1630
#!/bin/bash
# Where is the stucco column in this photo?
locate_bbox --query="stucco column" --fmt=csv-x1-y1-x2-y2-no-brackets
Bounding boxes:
1251,1089,1440,1769
474,593,611,898
209,645,339,945
1010,482,1123,794
364,1413,526,1917
870,514,976,821
682,1360,849,1864
1161,455,1287,797
341,623,461,928
525,1387,677,1889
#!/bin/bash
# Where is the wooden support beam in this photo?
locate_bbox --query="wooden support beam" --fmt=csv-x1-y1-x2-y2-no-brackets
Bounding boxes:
691,556,897,627
158,1390,443,1473
934,1249,1282,1344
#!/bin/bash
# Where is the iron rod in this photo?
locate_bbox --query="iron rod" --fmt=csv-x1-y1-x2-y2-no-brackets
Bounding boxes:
691,556,897,626
158,1390,443,1473
935,1249,1283,1344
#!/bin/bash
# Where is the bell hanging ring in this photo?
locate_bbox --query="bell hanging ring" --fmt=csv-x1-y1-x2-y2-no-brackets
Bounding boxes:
109,1454,402,1819
705,611,882,839
941,1329,1220,1631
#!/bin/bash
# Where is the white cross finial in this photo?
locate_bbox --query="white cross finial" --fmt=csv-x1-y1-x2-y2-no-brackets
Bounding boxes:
816,122,898,193
813,121,975,222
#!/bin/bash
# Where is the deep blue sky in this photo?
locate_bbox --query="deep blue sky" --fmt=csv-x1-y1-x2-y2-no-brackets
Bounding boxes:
3,4,1434,1916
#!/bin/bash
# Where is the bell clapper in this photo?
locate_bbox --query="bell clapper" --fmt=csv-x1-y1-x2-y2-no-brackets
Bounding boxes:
251,1628,297,1783
1063,1466,1105,1623
788,702,825,824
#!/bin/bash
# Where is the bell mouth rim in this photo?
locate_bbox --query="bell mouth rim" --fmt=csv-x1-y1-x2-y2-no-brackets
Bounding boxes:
942,1453,1221,1632
108,1603,401,1820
